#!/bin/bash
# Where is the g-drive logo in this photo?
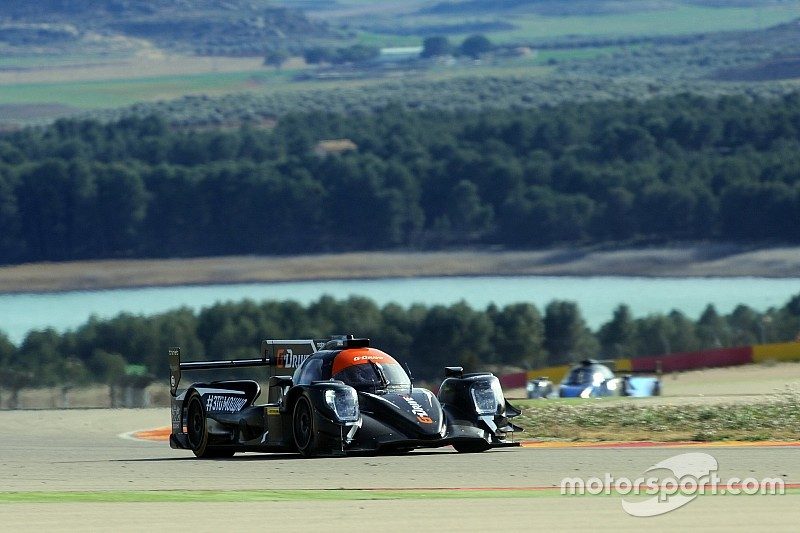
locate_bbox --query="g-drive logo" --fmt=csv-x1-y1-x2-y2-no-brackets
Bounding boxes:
561,452,785,517
276,348,311,368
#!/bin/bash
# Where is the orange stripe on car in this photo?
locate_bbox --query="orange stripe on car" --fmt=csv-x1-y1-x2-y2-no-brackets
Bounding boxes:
331,348,398,375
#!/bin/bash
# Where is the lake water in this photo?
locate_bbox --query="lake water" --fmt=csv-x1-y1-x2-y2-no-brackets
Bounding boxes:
1,276,798,344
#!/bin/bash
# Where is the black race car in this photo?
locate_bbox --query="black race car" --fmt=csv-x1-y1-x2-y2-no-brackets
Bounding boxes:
169,335,522,458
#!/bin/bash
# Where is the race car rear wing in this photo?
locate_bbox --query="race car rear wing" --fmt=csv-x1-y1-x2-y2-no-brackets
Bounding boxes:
169,340,319,396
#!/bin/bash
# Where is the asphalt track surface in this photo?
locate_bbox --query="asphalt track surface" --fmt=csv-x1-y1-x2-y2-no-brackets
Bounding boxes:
1,409,799,532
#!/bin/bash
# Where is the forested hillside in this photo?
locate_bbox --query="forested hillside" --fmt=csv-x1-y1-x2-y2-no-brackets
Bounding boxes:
1,92,800,263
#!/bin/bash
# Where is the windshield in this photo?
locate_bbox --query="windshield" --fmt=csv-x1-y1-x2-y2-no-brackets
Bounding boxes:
563,365,614,386
333,362,411,391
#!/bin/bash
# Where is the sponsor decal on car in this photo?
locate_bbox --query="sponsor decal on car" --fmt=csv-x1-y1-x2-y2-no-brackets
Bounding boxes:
352,354,385,362
275,348,312,369
171,402,182,431
205,394,247,412
401,395,433,424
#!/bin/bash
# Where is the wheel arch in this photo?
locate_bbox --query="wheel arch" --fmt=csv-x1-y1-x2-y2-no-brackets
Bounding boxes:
283,384,315,414
182,386,202,415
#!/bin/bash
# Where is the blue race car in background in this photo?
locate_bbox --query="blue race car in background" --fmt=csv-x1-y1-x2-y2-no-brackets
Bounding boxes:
558,359,661,398
525,377,555,399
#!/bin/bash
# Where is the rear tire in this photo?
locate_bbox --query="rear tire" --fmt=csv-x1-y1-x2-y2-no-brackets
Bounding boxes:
186,392,211,458
293,396,319,457
453,441,492,453
186,392,235,458
208,449,235,458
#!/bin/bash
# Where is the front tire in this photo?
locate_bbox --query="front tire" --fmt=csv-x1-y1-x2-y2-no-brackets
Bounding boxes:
293,396,319,457
453,440,492,453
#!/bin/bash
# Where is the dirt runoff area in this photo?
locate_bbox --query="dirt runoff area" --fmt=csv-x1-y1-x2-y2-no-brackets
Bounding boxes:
1,245,799,293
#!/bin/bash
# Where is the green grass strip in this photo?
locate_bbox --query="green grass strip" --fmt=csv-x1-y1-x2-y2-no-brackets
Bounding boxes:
0,488,558,503
1,487,797,503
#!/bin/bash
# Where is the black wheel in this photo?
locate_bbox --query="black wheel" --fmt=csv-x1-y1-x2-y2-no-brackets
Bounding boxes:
186,392,235,459
207,448,235,458
186,392,211,458
293,395,318,457
453,440,492,453
653,382,661,397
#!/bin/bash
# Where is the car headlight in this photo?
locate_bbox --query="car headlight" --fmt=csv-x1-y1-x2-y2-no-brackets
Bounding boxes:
324,388,359,422
471,377,505,415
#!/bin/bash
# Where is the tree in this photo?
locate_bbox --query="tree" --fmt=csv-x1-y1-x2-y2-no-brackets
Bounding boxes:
597,187,635,241
635,184,700,238
0,332,17,408
598,304,636,358
264,48,291,68
543,301,598,364
786,293,800,317
58,357,89,408
491,303,545,367
442,180,494,242
459,34,492,59
0,368,33,409
18,328,64,385
634,315,675,356
303,47,331,64
90,350,127,407
720,182,797,242
15,160,73,260
91,164,148,256
727,305,761,345
666,310,700,353
696,305,728,348
0,172,23,262
335,44,380,64
421,36,452,58
598,122,656,161
412,302,494,377
0,331,14,368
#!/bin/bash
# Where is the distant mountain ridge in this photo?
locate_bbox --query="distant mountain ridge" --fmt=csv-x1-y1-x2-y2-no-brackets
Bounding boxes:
0,1,273,19
0,1,333,56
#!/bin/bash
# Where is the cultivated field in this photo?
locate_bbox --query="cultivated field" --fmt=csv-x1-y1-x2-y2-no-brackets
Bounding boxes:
1,246,799,294
1,1,798,123
308,1,800,44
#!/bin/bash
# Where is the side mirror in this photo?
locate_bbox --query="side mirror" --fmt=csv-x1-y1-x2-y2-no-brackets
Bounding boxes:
444,366,464,378
269,376,293,389
268,376,293,403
